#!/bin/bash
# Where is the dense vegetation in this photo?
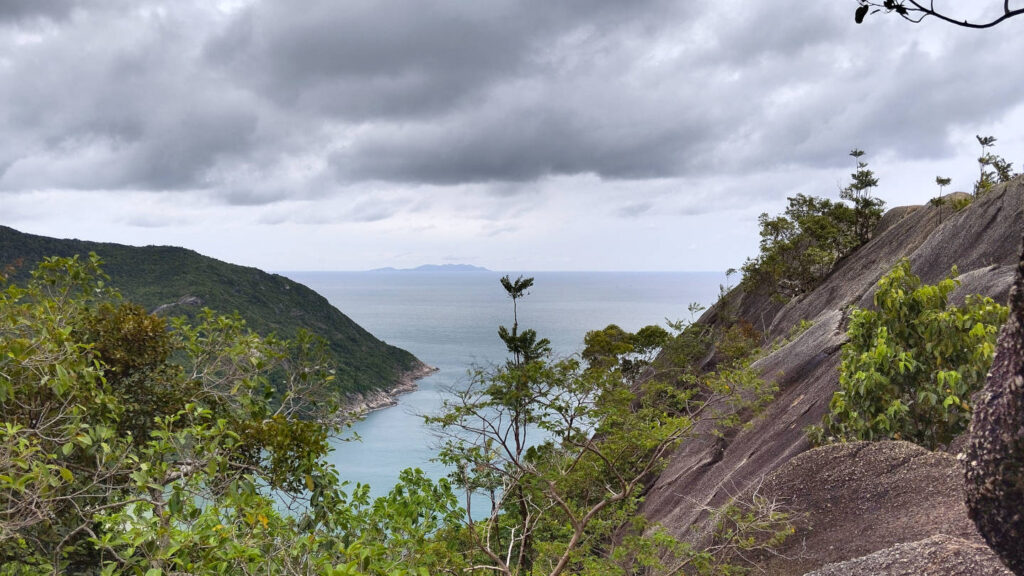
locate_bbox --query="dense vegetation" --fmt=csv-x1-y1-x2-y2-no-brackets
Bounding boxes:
0,259,789,575
810,260,1008,449
0,256,345,573
0,225,420,396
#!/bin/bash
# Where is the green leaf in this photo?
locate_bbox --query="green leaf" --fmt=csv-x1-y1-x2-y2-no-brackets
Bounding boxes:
169,491,183,516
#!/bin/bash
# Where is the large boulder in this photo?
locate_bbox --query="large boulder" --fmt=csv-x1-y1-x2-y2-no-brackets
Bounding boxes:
746,441,993,576
806,535,1011,576
964,235,1024,575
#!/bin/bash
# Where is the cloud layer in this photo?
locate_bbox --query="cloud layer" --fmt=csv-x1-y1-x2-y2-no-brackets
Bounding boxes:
1,0,1022,270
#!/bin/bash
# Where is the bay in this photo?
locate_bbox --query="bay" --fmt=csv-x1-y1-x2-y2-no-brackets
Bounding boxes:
283,270,726,498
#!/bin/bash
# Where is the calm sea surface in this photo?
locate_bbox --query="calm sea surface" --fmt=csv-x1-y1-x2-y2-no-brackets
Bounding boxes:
283,271,726,497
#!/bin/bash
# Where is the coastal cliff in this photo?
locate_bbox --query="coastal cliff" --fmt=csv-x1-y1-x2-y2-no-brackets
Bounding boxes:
644,176,1024,575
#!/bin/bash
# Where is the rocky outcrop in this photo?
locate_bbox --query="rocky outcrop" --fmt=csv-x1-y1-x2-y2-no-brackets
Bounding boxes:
807,535,1012,576
965,237,1024,575
151,295,204,315
641,309,847,537
643,176,1024,573
343,363,438,417
749,441,994,575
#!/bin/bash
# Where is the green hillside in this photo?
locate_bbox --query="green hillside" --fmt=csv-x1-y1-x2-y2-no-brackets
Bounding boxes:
0,225,422,395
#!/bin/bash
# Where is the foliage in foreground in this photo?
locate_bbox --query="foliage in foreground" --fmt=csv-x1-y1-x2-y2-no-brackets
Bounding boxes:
0,255,469,575
810,260,1008,449
1,259,790,575
427,276,783,576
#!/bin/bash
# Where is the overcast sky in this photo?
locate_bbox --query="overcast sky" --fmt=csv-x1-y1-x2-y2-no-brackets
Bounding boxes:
1,1,1022,271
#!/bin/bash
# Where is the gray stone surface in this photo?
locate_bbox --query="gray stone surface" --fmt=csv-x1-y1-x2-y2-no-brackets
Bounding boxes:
806,535,1012,576
751,441,989,576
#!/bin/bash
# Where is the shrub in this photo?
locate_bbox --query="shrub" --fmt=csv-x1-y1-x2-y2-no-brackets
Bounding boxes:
810,259,1008,449
952,195,974,212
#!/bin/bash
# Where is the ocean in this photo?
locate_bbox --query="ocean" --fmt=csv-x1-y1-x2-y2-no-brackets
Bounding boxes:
283,270,727,498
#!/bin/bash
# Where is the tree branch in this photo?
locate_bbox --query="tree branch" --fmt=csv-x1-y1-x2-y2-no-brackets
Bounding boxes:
858,0,1024,28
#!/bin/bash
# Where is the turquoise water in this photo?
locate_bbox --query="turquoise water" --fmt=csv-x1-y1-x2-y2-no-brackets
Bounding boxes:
284,271,726,497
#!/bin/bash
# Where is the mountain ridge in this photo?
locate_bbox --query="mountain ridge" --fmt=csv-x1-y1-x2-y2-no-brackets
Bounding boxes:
0,225,426,399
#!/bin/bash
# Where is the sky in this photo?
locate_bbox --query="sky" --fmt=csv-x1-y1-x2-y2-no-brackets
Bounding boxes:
1,1,1023,272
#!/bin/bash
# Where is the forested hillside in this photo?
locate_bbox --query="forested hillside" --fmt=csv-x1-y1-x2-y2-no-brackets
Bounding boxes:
0,225,423,396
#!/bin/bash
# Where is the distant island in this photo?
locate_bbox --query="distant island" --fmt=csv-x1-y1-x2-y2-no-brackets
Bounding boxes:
370,264,491,272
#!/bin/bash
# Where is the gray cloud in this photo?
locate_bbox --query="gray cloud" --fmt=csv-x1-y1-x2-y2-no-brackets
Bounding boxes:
120,212,188,228
205,0,691,119
347,198,403,222
0,0,77,23
617,202,653,218
0,3,266,191
0,0,1021,213
330,103,713,184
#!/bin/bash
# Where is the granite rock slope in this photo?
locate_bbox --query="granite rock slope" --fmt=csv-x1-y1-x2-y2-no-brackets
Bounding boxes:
751,441,1001,575
806,535,1012,576
642,176,1024,574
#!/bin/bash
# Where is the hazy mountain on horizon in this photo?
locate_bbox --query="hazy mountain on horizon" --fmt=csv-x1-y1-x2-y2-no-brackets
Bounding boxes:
370,264,491,272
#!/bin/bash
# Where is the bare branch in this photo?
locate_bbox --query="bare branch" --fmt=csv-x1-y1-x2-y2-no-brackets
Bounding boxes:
857,0,1024,29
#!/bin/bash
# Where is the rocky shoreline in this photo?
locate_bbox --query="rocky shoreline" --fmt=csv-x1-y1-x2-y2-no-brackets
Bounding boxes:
342,362,438,418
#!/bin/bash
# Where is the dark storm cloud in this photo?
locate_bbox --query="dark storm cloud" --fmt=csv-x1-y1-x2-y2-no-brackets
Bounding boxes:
747,28,1024,170
331,103,714,184
205,0,740,185
0,0,1023,205
0,3,273,192
205,0,689,120
0,0,77,23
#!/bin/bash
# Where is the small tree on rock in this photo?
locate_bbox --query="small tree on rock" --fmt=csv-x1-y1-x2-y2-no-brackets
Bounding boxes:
841,149,884,245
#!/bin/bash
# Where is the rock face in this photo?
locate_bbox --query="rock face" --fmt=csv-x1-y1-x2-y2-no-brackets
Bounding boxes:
642,177,1024,574
807,535,1012,576
749,441,1000,575
965,236,1024,576
343,364,438,417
